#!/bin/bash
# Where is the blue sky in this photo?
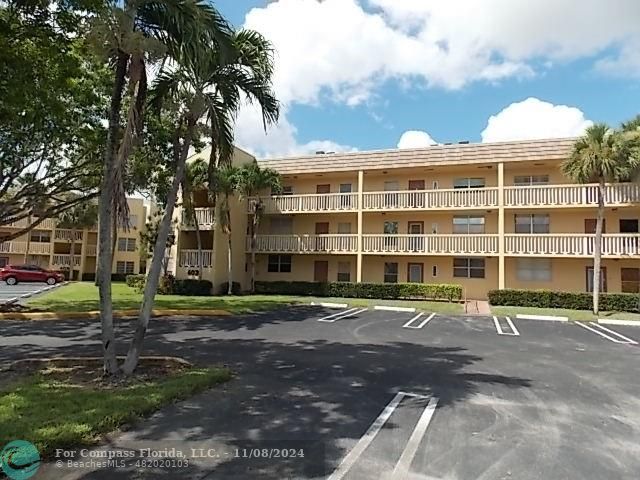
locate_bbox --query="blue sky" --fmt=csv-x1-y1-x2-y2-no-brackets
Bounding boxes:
212,0,640,157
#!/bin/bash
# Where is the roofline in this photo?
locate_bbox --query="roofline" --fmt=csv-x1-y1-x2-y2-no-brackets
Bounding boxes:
258,136,578,163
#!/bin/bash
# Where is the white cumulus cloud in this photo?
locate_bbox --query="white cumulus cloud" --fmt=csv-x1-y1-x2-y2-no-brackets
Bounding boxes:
481,97,593,143
397,130,438,149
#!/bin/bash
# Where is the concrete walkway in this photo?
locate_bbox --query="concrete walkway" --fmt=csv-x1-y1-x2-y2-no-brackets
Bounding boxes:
463,300,491,315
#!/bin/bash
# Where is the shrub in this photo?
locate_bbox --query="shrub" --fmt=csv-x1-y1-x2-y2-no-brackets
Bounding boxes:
219,282,242,295
254,281,462,302
111,273,128,282
488,289,640,313
126,274,146,290
172,279,212,296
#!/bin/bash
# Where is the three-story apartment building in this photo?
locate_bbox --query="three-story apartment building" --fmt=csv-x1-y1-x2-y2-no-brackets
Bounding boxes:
0,198,149,279
171,138,640,299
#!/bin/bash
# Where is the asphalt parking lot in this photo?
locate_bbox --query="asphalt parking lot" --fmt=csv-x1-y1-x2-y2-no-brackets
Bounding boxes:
1,306,639,479
0,281,62,305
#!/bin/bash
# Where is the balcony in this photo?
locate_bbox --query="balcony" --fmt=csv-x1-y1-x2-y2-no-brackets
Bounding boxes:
363,188,499,211
362,234,499,255
27,243,51,255
51,254,81,267
250,193,358,214
86,244,97,256
504,183,640,208
54,229,83,241
505,234,640,257
0,241,27,254
249,235,358,254
178,249,214,268
181,208,215,229
7,218,56,229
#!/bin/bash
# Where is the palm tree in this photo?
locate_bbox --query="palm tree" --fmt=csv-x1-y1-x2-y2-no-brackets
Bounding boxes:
214,165,239,294
121,28,278,375
234,161,282,292
92,0,232,375
182,158,209,280
561,124,639,314
57,202,99,281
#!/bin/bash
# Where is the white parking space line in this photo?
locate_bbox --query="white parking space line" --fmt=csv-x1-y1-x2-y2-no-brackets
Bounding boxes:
310,302,348,309
493,316,520,336
327,392,405,480
317,308,359,323
575,322,638,345
390,396,439,479
317,308,367,323
403,312,436,329
374,305,416,313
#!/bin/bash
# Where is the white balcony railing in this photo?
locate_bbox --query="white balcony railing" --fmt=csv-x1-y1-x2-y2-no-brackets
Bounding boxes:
363,188,499,211
181,208,215,228
504,183,640,208
28,243,51,255
86,244,97,256
8,218,56,229
51,254,81,267
505,234,640,257
251,193,358,214
362,234,499,255
178,249,214,268
249,235,358,254
54,229,83,241
0,241,27,254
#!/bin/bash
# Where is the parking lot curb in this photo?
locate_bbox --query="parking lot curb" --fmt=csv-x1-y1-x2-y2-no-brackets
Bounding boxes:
516,314,569,322
0,308,232,321
374,305,416,313
310,302,349,309
597,318,640,327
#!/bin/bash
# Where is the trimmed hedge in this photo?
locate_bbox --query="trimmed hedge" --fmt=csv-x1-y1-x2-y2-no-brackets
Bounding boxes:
125,274,212,296
488,289,640,313
81,273,128,282
219,282,242,295
255,281,462,302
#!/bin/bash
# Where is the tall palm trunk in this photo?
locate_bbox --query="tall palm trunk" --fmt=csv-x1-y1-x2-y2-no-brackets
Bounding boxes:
592,179,605,315
98,51,128,376
227,232,233,295
122,117,196,375
195,214,203,280
250,210,259,293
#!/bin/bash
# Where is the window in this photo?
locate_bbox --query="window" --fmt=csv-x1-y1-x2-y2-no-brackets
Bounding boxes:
432,265,438,277
453,216,485,234
338,223,352,234
30,230,51,243
337,262,351,282
340,183,353,208
267,254,292,273
514,175,549,186
118,215,138,229
432,180,439,190
270,217,293,234
431,223,438,234
453,258,485,278
453,178,485,189
117,237,136,252
116,261,135,274
384,221,398,249
517,258,552,281
621,268,640,293
384,181,399,207
280,186,293,195
515,214,550,234
384,262,398,283
0,257,8,267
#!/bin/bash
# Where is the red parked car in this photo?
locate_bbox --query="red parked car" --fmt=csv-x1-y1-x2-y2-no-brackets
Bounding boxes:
0,265,64,285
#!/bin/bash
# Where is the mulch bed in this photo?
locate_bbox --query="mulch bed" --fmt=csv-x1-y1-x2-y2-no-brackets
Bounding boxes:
0,356,193,390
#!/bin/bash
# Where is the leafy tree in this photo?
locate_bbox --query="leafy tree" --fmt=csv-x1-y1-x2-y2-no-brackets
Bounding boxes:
57,201,99,280
0,2,108,242
562,124,640,314
234,161,282,293
91,0,232,375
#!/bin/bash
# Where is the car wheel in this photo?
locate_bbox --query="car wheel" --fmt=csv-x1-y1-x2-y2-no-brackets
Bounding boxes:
46,277,57,285
5,277,17,286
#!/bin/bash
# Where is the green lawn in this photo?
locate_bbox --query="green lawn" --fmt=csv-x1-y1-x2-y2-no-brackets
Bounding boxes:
26,282,464,315
0,367,231,458
491,305,640,322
